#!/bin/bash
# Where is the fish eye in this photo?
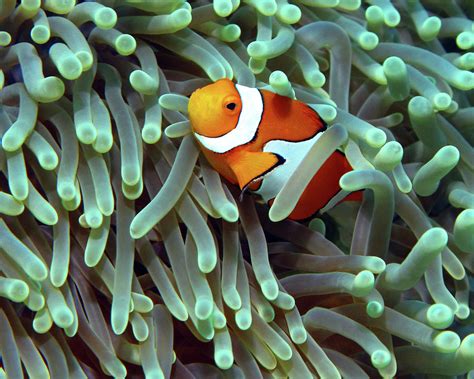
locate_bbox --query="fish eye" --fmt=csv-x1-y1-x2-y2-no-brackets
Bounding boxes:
226,102,236,110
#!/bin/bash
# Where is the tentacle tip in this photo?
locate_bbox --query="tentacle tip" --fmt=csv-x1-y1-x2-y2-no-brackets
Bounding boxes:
223,290,242,310
31,25,51,44
208,64,228,82
261,279,279,301
353,270,375,295
214,2,233,17
221,204,239,222
433,93,451,111
278,345,293,361
235,309,252,330
95,8,118,30
370,257,387,274
460,334,474,357
424,227,448,250
173,8,192,27
9,282,30,302
455,304,470,320
50,272,67,288
1,132,22,152
371,350,391,369
195,297,214,320
384,11,401,27
129,223,145,240
290,327,308,344
76,122,98,144
198,255,217,274
427,304,454,329
84,256,100,268
115,34,137,56
278,4,301,25
433,331,461,353
58,183,76,202
112,317,129,335
41,154,59,170
215,351,234,370
55,308,74,329
87,214,103,230
75,51,94,71
175,307,189,322
37,76,65,103
258,0,277,16
32,266,49,282
366,301,384,318
359,32,379,51
268,206,286,222
142,125,162,144
366,128,387,148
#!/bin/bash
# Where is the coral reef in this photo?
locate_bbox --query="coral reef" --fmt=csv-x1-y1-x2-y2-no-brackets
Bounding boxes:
0,0,473,378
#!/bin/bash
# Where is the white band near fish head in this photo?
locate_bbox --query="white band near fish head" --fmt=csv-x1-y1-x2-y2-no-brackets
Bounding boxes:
194,84,263,154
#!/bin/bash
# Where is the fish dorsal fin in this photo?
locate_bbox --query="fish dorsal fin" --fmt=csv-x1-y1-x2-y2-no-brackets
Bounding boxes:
229,151,285,190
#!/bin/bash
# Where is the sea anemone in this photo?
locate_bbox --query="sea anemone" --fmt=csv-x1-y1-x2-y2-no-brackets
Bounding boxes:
0,0,473,378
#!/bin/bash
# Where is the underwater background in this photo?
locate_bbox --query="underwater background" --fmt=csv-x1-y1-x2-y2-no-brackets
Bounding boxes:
0,0,473,377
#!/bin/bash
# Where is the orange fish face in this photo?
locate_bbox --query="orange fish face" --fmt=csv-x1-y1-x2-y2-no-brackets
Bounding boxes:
188,78,242,138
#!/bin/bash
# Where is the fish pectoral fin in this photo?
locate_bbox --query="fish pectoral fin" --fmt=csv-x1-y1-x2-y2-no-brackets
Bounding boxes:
230,151,285,190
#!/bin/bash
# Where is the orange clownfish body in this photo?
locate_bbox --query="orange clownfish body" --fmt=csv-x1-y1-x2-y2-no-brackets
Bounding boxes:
188,79,361,220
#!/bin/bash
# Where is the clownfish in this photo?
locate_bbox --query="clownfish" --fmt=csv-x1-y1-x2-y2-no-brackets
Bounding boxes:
188,79,361,220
